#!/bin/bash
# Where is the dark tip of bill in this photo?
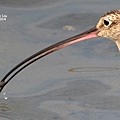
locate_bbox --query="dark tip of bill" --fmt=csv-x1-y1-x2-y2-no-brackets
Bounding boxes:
0,81,6,92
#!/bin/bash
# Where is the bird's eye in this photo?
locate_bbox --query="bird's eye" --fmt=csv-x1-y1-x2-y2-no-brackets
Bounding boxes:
103,20,111,27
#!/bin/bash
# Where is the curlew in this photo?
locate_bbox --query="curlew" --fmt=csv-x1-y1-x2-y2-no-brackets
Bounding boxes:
0,9,120,92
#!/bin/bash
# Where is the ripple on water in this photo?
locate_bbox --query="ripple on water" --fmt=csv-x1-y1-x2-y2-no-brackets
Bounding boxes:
69,67,120,72
42,79,111,101
0,103,12,112
0,116,13,120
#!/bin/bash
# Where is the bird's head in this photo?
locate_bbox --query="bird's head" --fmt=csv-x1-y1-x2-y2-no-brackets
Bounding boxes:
96,10,120,50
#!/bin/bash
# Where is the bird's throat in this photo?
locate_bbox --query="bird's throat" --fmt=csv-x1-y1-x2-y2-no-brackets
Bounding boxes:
115,41,120,51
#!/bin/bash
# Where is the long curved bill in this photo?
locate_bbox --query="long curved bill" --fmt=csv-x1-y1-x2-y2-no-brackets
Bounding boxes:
0,26,99,92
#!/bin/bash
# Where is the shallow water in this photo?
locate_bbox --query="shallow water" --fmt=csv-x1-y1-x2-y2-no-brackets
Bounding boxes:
0,0,120,120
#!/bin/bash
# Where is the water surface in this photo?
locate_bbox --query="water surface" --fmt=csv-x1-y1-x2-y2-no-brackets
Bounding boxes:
0,0,120,120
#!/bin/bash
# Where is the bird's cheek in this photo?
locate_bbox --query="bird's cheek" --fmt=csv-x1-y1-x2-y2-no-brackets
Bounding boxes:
97,31,106,37
115,31,120,37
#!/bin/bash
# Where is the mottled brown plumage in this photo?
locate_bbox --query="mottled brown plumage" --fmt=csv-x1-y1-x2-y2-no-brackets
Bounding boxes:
96,10,120,50
104,10,120,16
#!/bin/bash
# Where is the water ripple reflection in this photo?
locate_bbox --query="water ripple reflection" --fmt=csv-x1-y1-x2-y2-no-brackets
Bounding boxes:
69,67,120,72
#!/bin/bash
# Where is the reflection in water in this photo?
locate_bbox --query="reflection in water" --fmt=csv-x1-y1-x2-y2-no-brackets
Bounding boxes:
63,25,76,31
0,103,12,112
69,67,120,72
